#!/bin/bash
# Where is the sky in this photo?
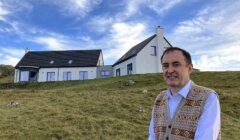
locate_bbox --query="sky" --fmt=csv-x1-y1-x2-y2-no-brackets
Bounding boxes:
0,0,240,71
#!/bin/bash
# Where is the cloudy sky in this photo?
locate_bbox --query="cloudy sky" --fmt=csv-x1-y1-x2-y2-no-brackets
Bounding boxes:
0,0,239,71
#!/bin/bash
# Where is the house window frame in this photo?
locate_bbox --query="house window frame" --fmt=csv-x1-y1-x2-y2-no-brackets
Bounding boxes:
151,46,157,56
100,70,110,76
127,63,133,75
116,68,121,77
63,71,71,81
79,71,88,80
47,72,55,81
20,71,29,82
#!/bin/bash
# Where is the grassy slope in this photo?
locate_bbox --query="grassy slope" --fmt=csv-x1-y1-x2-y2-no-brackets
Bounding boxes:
0,72,239,139
0,64,14,84
0,75,13,84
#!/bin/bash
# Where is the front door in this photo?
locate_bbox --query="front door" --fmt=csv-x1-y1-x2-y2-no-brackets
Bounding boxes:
29,71,38,82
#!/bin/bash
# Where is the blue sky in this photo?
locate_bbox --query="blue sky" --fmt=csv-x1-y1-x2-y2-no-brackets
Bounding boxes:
0,0,240,71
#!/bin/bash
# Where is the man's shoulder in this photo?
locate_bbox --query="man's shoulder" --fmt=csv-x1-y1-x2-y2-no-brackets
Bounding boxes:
156,90,167,99
154,90,168,101
191,83,215,94
154,90,167,106
190,83,219,99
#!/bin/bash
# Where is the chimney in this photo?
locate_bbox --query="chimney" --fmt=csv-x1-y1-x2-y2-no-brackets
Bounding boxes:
156,26,164,73
156,25,163,39
25,48,29,54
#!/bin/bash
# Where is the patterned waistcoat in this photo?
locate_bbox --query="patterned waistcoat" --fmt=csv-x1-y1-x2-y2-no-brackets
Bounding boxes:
153,83,220,140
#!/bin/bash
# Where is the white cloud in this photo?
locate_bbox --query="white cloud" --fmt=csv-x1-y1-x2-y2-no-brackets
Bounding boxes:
0,47,25,66
148,0,184,15
0,1,10,21
88,16,114,33
194,54,240,71
32,34,97,51
124,0,145,17
0,0,32,15
1,48,25,57
34,37,68,50
169,1,240,71
100,22,150,62
79,21,152,64
192,42,240,56
48,0,102,18
0,55,20,66
193,43,240,71
1,21,24,35
1,0,102,20
120,0,185,18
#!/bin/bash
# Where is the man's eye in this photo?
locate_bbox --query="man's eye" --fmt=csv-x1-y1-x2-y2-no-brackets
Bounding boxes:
173,63,180,67
163,65,168,68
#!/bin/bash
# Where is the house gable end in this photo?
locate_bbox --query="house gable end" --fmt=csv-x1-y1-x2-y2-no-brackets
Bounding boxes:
113,34,156,66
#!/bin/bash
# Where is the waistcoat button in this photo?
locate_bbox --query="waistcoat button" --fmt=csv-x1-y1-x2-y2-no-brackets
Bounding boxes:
168,125,171,128
166,137,168,140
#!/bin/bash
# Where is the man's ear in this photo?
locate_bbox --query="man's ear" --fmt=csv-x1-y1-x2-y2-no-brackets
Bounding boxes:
188,64,193,73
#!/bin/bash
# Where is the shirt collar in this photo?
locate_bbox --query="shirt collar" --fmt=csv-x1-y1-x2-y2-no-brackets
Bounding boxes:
166,80,192,99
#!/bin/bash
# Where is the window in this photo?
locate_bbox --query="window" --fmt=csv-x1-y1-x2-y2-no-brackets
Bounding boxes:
20,71,29,82
30,71,37,82
63,72,71,81
100,71,110,76
151,46,157,56
68,60,73,64
127,63,133,75
79,71,88,80
50,60,54,64
116,68,121,77
30,71,37,78
47,72,55,81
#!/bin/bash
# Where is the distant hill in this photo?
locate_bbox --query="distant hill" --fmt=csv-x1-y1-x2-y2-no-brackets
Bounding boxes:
0,64,14,83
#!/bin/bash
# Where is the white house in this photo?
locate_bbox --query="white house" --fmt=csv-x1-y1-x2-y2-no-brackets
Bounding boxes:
14,50,105,82
112,26,172,76
14,26,173,83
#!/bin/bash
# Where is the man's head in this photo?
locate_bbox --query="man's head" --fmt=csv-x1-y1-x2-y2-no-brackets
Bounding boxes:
161,47,193,93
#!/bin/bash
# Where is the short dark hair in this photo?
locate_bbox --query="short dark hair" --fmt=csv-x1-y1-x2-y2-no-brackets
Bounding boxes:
161,47,192,65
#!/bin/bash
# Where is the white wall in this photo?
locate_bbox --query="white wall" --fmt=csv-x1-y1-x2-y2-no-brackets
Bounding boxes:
136,37,158,74
97,52,104,66
136,27,172,74
14,69,20,83
38,67,97,82
113,57,136,76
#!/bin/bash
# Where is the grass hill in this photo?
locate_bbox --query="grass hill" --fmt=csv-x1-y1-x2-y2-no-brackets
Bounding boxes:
0,64,14,83
0,72,239,139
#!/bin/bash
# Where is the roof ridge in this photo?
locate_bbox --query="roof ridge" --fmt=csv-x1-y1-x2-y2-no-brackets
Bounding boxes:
28,49,102,53
113,34,156,66
15,49,102,68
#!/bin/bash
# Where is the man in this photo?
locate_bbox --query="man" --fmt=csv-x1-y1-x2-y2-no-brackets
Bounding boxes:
148,47,220,140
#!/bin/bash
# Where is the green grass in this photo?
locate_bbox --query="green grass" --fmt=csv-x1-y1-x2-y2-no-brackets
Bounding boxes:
0,72,239,139
0,75,13,84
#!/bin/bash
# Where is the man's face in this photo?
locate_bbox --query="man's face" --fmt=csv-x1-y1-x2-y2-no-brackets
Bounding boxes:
161,50,193,90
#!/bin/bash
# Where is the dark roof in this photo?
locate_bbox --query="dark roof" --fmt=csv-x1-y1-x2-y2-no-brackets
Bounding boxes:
164,37,173,47
113,34,173,66
15,50,102,68
113,34,156,66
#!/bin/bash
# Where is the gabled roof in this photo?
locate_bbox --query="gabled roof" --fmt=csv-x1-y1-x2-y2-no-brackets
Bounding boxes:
113,34,173,66
113,34,156,66
15,50,102,68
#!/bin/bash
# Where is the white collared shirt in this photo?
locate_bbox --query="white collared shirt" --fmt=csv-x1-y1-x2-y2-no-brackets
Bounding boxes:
148,81,221,140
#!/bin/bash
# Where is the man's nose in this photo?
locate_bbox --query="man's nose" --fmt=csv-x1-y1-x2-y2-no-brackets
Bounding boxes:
167,65,175,73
